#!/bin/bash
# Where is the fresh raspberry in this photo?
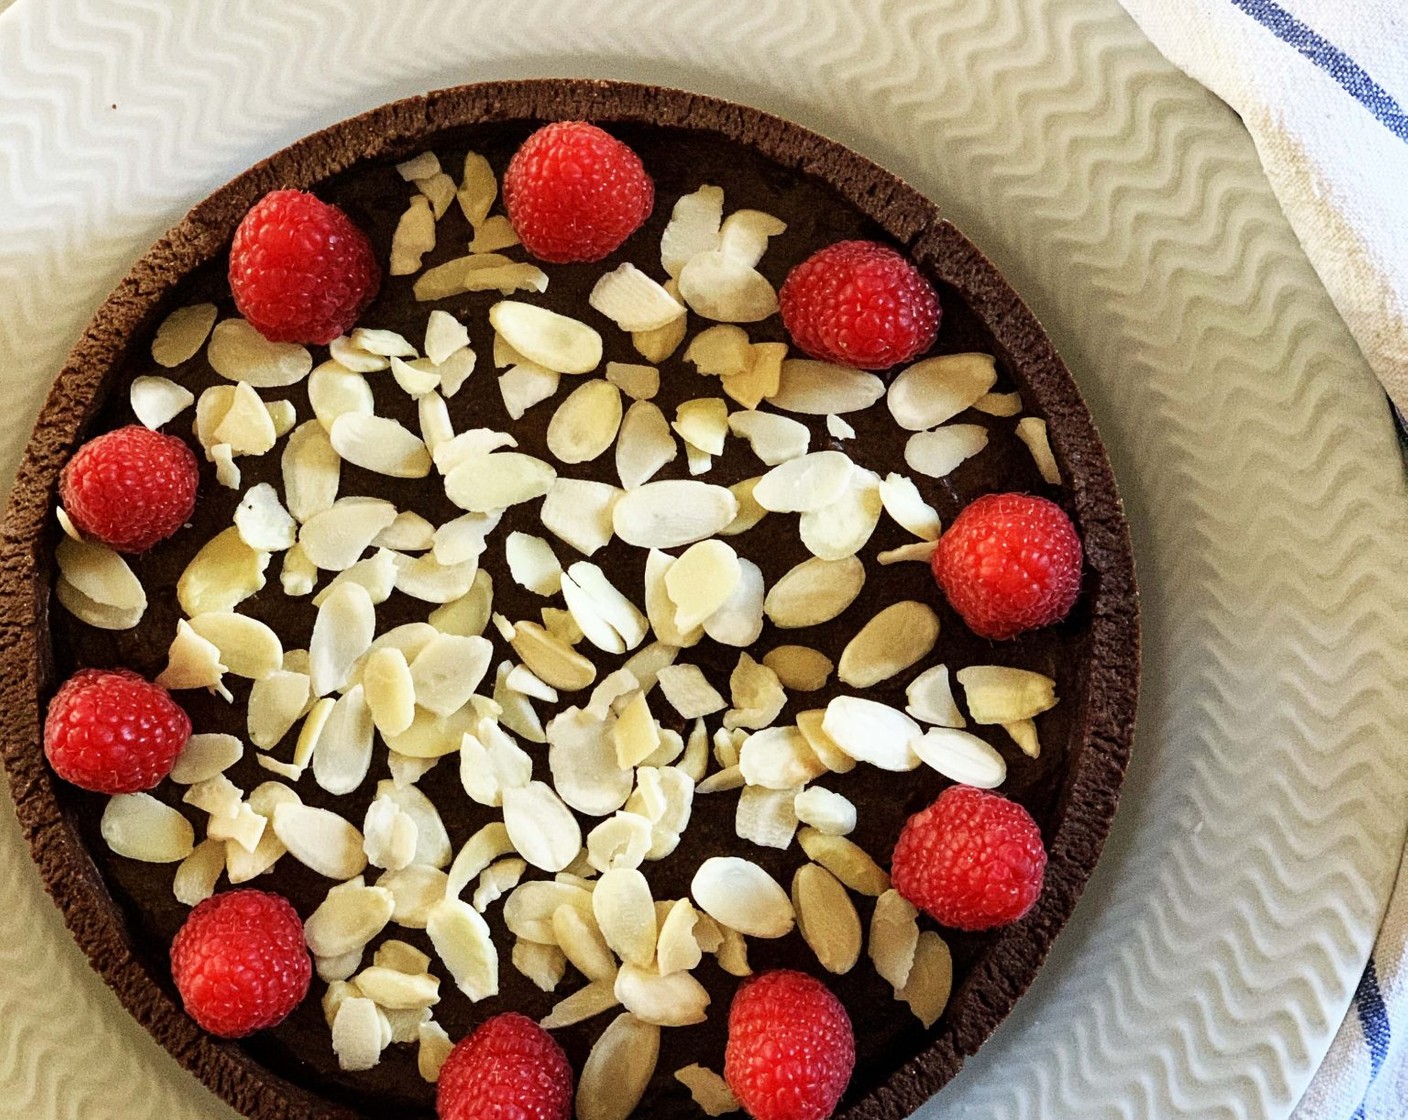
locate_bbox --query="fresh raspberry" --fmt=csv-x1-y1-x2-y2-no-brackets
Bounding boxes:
59,425,199,553
779,240,941,370
437,1012,572,1120
892,785,1047,931
932,492,1083,640
44,668,190,794
724,970,855,1120
228,189,380,344
170,890,311,1039
503,122,654,263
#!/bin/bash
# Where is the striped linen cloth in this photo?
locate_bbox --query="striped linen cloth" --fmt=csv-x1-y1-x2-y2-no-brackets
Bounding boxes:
1115,2,1408,1116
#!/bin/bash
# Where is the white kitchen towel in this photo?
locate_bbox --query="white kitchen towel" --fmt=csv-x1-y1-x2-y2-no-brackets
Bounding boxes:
1118,0,1408,418
1116,2,1408,1116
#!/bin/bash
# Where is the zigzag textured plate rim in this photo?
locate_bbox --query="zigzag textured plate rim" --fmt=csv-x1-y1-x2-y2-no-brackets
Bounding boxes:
0,78,1137,1120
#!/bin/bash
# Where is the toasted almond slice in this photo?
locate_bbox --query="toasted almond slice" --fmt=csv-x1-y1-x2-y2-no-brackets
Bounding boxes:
151,303,218,367
299,497,398,571
632,308,688,364
391,552,479,604
503,782,582,873
552,904,618,981
822,696,921,771
793,787,856,836
172,837,225,905
100,793,193,862
489,301,601,374
397,151,441,180
974,390,1023,416
797,828,890,895
827,413,856,439
267,397,299,437
905,665,966,728
227,782,298,883
1004,718,1041,758
516,936,570,987
719,477,768,538
837,600,940,687
727,410,810,466
644,549,702,648
193,383,235,450
308,581,376,696
691,856,793,938
718,341,780,409
427,570,494,639
497,360,561,419
799,469,883,560
170,733,243,785
1016,416,1062,484
436,346,477,397
186,612,281,679
684,325,752,378
308,363,375,433
390,196,436,275
210,381,276,456
655,663,726,719
604,361,660,401
763,556,865,629
739,726,825,790
899,931,953,1027
473,857,527,912
329,414,431,478
501,532,561,597
547,379,623,464
547,706,634,816
614,964,709,1026
503,879,593,944
55,536,146,613
590,264,687,332
612,480,737,549
291,697,335,773
131,374,197,431
181,773,241,819
418,169,457,216
661,185,724,277
770,360,884,415
451,149,496,224
375,511,436,554
305,879,395,957
461,262,548,296
282,420,341,524
308,547,396,608
957,665,1058,723
363,794,419,871
459,720,533,807
441,823,514,902
753,451,854,513
469,215,519,253
888,353,998,430
389,355,441,397
444,451,557,512
593,867,657,968
793,863,862,974
870,889,920,989
272,802,366,879
762,646,832,692
675,1066,740,1117
678,251,777,322
876,542,938,568
426,897,499,1001
55,576,142,631
614,399,677,490
331,997,384,1071
735,785,799,849
424,311,470,364
208,318,312,387
312,685,375,796
701,557,765,648
905,424,989,478
715,925,752,976
663,539,740,633
610,692,658,769
879,473,942,541
533,979,616,1030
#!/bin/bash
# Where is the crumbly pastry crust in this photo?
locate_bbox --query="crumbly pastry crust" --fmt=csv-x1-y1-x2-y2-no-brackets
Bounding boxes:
0,79,1138,1120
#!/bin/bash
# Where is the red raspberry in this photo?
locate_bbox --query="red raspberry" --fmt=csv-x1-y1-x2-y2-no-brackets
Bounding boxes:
44,668,190,794
892,785,1047,931
59,425,198,553
228,189,380,344
437,1012,572,1120
779,240,941,370
503,122,654,263
724,970,855,1120
932,492,1083,640
170,889,311,1039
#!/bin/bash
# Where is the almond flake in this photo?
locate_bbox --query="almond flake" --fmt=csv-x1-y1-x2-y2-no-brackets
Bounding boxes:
661,185,724,277
793,863,862,973
151,303,218,367
272,802,366,879
838,600,940,687
211,381,276,456
593,867,657,968
193,384,235,450
870,889,920,989
796,710,860,774
329,334,388,373
428,570,494,638
887,352,997,430
54,577,141,630
797,828,891,895
735,785,799,849
718,477,768,538
208,318,312,387
459,720,533,807
510,622,598,693
1016,416,1062,484
282,421,341,524
547,379,623,463
503,879,593,944
405,633,491,716
172,838,225,906
329,413,432,478
724,652,786,731
764,555,866,629
612,480,737,549
101,793,193,862
498,532,560,597
656,663,726,719
957,665,1058,722
1004,718,1041,758
604,362,659,401
684,325,752,378
309,548,396,606
739,726,825,790
270,397,298,436
621,642,679,699
678,251,777,322
615,963,709,1026
770,360,885,415
654,899,703,975
473,857,527,912
899,931,953,1027
418,170,457,217
489,300,602,374
719,208,786,266
822,696,921,771
417,1021,453,1084
291,697,335,773
879,473,942,541
905,665,966,728
390,196,436,275
691,857,793,938
332,997,384,1071
444,451,556,513
632,307,688,364
974,390,1023,416
753,450,854,513
391,552,479,604
793,787,856,836
590,264,687,331
642,766,694,860
55,536,146,614
584,811,654,876
227,782,298,883
376,510,436,552
548,707,634,816
675,1066,740,1117
715,925,752,976
299,496,398,571
308,363,375,431
701,557,765,648
538,477,620,557
827,414,856,439
309,582,376,696
212,443,241,488
181,773,242,820
727,410,810,466
305,879,395,957
389,355,441,397
436,347,477,398
561,562,649,654
661,539,738,633
578,1014,660,1120
312,685,375,795
131,374,197,430
905,424,989,478
346,328,413,358
503,782,582,872
170,733,243,785
762,646,832,692
800,469,883,559
446,823,516,901
186,611,282,679
914,727,1007,787
612,692,660,769
397,150,441,181
552,903,618,981
719,341,783,409
232,483,296,552
614,400,677,490
377,781,452,868
378,864,450,928
363,794,419,871
432,510,501,567
155,619,227,693
496,360,561,419
469,215,519,253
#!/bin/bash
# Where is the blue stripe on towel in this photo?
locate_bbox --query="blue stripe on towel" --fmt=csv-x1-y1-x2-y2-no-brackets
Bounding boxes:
1349,958,1391,1119
1228,0,1408,142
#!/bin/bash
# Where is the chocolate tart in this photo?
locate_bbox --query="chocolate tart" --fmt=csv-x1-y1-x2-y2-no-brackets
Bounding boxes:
0,79,1138,1119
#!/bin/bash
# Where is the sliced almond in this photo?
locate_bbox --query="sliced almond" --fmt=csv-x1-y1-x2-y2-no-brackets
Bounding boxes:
309,581,376,696
393,551,480,604
644,550,703,648
1004,718,1041,758
793,786,856,836
604,361,659,401
170,733,243,785
299,497,398,571
537,979,618,1030
684,325,752,378
974,390,1023,416
376,781,452,868
446,823,516,900
427,897,499,1001
379,864,451,928
547,379,623,464
701,557,765,648
739,726,825,789
888,353,997,430
540,477,621,557
770,360,885,415
797,828,890,895
877,541,939,566
172,837,225,905
674,1066,740,1117
615,400,677,490
612,692,660,769
735,785,799,850
329,334,388,374
436,347,477,398
661,185,724,277
642,766,695,860
913,727,1007,788
905,664,966,727
208,318,311,387
513,939,568,993
332,997,384,1072
186,611,282,679
272,802,366,879
593,868,657,968
356,967,440,1012
547,707,634,816
390,195,436,275
718,208,786,267
469,215,519,253
328,414,431,478
307,548,400,607
55,576,142,631
489,301,601,374
899,931,953,1027
408,633,492,716
308,363,375,432
503,782,582,873
612,480,737,549
55,537,146,613
363,794,419,871
827,413,856,439
312,685,375,796
304,879,395,958
292,697,335,772
156,619,227,693
552,904,618,981
444,451,556,512
1016,416,1062,483
282,420,341,524
210,443,241,488
691,857,793,938
590,264,687,332
654,898,703,975
822,696,921,770
503,879,593,944
673,397,729,455
793,862,862,973
131,375,196,430
799,469,883,560
562,562,649,652
956,665,1058,723
870,889,920,989
905,424,989,478
349,328,414,358
511,621,598,692
101,793,193,862
210,381,276,456
577,1013,659,1120
664,539,740,632
457,151,497,225
429,569,494,637
720,341,784,410
762,646,832,692
586,812,654,874
838,600,940,687
753,451,854,513
151,303,218,368
767,555,867,630
614,964,708,1026
432,510,501,567
879,473,942,541
655,663,726,719
505,532,563,596
727,409,810,465
390,355,442,397
397,150,441,181
418,1020,453,1084
720,476,768,537
473,857,527,913
498,360,561,420
678,251,777,322
715,925,752,976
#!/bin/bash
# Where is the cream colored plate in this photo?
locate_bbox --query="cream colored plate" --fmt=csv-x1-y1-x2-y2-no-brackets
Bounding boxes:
2,1,1407,1118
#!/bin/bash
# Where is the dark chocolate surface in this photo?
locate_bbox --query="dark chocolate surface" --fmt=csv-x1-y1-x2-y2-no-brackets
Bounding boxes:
0,81,1138,1120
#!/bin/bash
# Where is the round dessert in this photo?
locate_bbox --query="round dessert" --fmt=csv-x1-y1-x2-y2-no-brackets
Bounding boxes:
0,80,1138,1120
